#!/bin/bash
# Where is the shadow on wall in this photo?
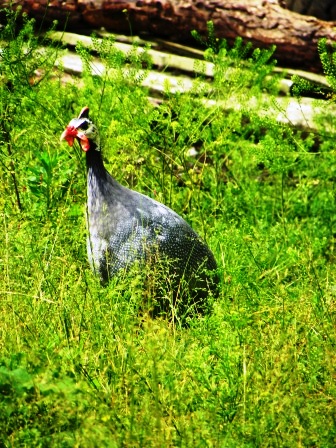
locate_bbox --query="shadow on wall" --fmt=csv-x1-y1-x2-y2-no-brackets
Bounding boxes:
285,0,336,21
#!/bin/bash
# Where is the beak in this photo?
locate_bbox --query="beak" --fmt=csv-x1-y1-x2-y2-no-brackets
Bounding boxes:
60,126,90,152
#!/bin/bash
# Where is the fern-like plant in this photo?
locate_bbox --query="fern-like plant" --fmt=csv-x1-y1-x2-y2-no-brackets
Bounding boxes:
0,7,60,212
291,38,335,100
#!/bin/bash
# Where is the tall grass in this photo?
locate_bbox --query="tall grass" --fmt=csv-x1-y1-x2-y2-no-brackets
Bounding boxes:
1,10,336,447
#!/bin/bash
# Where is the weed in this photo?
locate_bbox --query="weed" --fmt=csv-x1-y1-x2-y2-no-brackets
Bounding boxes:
0,10,335,448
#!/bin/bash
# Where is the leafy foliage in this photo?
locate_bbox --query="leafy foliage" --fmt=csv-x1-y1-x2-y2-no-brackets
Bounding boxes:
1,10,336,448
291,38,336,100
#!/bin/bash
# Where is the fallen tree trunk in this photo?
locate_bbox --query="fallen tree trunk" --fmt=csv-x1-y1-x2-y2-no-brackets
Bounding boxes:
3,0,336,72
53,44,336,133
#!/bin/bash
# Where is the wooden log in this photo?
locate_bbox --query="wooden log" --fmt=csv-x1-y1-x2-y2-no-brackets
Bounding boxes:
3,0,336,72
54,47,335,132
50,30,330,91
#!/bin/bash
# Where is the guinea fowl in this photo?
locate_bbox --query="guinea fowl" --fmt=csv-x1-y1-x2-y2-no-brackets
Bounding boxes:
61,107,219,314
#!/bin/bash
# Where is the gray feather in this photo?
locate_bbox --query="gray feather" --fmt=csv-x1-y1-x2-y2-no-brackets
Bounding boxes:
62,108,219,307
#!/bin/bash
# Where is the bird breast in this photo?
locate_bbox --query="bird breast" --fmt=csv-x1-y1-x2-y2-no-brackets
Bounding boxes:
86,167,215,282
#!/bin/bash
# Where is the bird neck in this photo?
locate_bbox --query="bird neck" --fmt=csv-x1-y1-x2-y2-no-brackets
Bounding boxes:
85,143,107,179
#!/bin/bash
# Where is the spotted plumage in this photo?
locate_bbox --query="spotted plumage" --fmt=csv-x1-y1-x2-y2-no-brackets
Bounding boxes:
61,107,219,310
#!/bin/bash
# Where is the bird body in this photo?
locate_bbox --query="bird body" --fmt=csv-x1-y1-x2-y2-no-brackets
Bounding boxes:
61,107,219,311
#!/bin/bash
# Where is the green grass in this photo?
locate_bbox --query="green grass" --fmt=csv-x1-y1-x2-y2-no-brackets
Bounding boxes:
1,11,336,447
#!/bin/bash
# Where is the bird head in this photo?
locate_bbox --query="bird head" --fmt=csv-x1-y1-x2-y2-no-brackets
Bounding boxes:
60,107,99,152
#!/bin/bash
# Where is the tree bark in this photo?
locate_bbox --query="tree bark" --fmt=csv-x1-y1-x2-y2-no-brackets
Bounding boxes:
3,0,336,72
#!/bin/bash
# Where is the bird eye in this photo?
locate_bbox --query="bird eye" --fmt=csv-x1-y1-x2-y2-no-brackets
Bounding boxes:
80,121,89,131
